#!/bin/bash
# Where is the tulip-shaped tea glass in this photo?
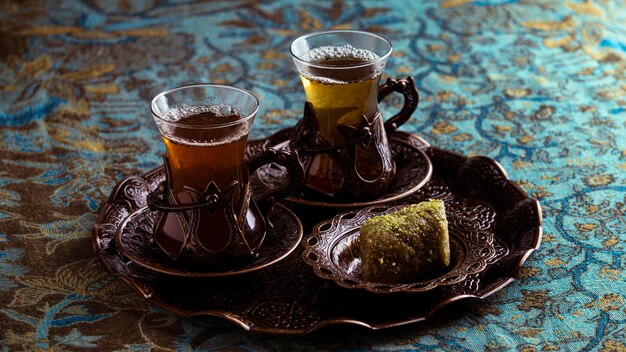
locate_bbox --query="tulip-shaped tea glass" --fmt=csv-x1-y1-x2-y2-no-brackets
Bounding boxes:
149,84,302,268
290,30,419,200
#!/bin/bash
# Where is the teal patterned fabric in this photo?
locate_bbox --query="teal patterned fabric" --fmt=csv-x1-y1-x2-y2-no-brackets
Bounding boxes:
1,0,625,350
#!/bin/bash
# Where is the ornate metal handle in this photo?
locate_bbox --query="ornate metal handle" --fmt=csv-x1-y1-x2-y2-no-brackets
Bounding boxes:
290,102,374,156
146,155,241,213
146,180,239,213
147,181,188,212
378,76,419,137
298,125,372,156
248,148,304,207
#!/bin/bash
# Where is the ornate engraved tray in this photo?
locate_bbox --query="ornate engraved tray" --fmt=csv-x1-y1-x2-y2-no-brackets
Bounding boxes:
92,128,542,334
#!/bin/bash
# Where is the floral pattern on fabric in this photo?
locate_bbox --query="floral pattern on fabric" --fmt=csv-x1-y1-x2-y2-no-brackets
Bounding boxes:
1,0,625,350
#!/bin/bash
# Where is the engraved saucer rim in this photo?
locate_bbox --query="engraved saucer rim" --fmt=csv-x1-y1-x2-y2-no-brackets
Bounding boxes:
114,203,303,278
257,135,433,208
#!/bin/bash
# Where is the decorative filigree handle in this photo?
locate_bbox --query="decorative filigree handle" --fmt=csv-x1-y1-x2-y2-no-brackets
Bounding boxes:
290,102,376,157
248,148,304,207
378,76,419,137
146,155,240,213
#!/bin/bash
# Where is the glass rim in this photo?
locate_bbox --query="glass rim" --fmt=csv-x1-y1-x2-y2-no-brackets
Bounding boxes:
290,30,393,70
150,83,259,129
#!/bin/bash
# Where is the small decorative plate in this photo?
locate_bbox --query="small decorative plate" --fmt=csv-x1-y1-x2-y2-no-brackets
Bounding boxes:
114,203,302,278
256,136,433,208
302,205,502,294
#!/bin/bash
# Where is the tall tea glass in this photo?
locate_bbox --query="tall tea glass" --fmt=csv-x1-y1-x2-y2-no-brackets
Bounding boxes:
291,30,418,200
149,84,301,268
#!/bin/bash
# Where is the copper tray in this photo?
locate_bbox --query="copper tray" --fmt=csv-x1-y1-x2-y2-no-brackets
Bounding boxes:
92,129,542,334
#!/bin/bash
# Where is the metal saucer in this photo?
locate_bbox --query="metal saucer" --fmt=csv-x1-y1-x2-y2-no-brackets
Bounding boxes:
256,131,433,208
114,202,302,278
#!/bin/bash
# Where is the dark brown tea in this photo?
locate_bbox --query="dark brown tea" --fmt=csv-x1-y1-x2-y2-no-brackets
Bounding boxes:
154,106,265,265
163,108,248,198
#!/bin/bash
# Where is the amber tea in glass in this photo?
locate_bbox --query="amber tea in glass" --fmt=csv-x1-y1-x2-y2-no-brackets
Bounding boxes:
151,84,264,267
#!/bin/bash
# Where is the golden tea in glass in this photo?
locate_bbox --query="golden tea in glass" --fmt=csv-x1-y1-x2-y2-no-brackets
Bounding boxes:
291,30,418,200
